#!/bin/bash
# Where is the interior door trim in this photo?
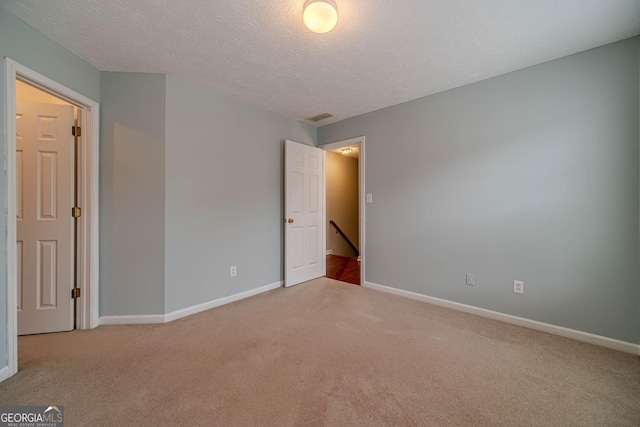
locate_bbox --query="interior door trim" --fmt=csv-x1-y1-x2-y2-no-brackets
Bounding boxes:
4,58,100,380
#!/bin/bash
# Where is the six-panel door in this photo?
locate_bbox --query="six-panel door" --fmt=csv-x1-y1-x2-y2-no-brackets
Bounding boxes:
284,140,325,287
17,101,75,335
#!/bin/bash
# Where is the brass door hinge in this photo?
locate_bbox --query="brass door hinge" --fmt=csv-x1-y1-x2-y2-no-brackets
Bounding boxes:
72,126,82,137
72,207,81,218
71,288,81,299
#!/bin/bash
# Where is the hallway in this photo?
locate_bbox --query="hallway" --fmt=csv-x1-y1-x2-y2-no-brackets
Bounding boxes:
326,254,360,285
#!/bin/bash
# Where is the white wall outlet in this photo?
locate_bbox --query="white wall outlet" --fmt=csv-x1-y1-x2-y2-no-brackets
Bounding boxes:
366,193,373,203
466,274,474,286
513,280,524,294
230,266,237,277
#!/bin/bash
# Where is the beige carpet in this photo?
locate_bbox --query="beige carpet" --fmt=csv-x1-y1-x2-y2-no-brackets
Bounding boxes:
1,277,639,426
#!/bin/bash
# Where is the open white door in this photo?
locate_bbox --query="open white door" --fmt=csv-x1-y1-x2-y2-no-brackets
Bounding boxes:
17,101,75,335
284,140,325,287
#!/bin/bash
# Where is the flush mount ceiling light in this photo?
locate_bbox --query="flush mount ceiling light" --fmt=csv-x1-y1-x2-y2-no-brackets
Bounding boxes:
341,147,352,155
303,0,338,34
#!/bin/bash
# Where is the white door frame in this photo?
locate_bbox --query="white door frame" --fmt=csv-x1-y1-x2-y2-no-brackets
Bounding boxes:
321,136,365,285
4,58,100,379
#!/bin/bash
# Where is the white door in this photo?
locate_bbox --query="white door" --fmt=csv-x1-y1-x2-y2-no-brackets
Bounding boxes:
284,140,325,287
17,101,75,335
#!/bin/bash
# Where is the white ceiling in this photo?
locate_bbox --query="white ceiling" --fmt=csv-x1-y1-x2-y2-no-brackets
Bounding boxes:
2,0,639,126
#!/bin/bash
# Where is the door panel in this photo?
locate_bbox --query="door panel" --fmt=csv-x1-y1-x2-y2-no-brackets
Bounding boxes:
17,101,74,335
38,240,58,308
284,140,325,287
38,151,58,219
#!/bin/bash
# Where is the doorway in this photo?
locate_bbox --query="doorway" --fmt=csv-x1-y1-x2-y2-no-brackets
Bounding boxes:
322,137,365,286
4,58,100,380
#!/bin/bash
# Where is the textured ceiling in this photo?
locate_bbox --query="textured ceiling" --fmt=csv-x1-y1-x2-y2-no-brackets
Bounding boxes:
2,0,639,125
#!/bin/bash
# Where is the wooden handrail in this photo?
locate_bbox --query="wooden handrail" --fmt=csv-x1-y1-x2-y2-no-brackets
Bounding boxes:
329,220,359,257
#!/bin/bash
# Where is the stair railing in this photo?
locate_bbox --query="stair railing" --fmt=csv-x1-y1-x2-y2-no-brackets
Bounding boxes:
329,220,359,257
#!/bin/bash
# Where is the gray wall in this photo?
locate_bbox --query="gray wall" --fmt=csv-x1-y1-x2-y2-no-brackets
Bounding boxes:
100,72,316,316
318,37,640,344
326,152,359,257
164,75,316,313
0,6,100,368
100,72,166,316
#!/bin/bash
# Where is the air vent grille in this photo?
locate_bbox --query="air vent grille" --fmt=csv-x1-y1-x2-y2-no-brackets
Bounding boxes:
306,112,334,122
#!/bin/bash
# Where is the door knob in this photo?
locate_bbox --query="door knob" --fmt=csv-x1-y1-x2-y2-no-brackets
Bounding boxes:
286,218,294,223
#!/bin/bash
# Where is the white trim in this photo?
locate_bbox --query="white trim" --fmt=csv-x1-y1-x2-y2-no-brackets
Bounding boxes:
321,136,366,285
322,151,327,277
98,315,165,326
364,281,640,355
0,366,9,383
4,58,100,381
164,281,282,323
5,58,18,379
99,281,283,326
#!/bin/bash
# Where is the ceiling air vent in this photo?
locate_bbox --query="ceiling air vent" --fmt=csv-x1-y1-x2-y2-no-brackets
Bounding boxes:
306,112,334,122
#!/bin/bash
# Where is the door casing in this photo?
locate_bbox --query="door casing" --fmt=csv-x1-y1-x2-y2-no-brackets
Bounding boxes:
3,58,100,380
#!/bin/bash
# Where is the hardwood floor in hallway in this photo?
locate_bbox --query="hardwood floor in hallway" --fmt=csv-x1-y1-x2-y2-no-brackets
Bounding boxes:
326,254,360,285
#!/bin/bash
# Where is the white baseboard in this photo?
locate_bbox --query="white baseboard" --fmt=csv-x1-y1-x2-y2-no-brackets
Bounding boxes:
164,281,282,323
0,365,9,383
326,249,333,255
99,314,165,326
364,281,640,355
99,281,283,326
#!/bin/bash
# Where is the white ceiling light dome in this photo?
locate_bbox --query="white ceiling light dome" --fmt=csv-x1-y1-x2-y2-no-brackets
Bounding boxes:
303,0,338,34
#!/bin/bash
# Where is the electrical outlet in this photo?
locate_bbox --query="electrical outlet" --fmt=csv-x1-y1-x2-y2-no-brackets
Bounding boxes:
466,274,474,286
513,280,524,294
366,193,373,203
230,266,237,277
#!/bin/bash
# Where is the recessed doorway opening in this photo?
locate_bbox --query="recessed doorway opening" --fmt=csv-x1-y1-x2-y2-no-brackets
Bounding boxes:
322,137,365,286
